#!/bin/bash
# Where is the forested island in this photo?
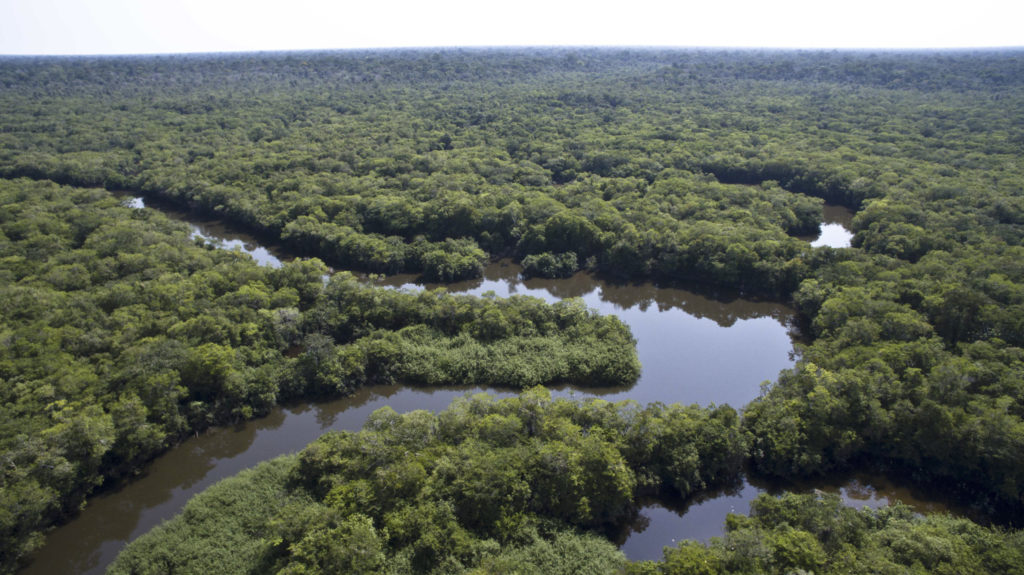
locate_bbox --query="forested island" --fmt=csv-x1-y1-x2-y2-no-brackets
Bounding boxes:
1,48,1024,574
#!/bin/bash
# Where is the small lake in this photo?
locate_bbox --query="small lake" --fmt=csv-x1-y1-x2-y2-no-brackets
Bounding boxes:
22,194,926,573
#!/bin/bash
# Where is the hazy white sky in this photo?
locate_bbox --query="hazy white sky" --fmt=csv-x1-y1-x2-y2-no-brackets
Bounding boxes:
0,0,1021,55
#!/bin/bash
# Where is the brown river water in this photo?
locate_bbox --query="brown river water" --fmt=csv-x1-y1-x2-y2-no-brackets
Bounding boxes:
23,196,948,574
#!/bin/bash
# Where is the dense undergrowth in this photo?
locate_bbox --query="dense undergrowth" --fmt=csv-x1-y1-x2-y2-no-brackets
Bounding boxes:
1,48,1024,573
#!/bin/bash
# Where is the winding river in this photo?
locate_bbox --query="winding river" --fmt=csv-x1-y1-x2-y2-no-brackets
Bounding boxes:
24,197,941,574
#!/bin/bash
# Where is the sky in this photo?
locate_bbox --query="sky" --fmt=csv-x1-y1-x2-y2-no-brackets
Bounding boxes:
0,0,1021,56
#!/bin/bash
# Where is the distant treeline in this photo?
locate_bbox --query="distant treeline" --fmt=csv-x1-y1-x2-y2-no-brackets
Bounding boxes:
1,48,1024,574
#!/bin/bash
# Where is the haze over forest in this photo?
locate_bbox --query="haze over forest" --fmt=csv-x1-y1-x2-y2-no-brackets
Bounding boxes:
1,18,1023,575
3,0,1022,55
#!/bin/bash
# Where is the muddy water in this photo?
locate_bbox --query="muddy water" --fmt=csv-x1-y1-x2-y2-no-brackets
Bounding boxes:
23,194,927,573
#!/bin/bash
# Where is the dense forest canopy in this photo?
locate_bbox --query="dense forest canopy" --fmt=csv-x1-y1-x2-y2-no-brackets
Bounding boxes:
1,48,1024,573
0,179,638,571
108,393,1024,575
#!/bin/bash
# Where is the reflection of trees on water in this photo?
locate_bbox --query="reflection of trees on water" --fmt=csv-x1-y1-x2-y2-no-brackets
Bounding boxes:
380,260,797,329
512,260,794,328
609,467,964,560
746,471,966,519
594,280,793,328
480,260,522,283
305,384,408,428
24,407,288,575
608,474,749,547
308,384,522,429
114,193,795,330
549,379,640,399
520,271,595,300
822,203,856,229
205,407,286,455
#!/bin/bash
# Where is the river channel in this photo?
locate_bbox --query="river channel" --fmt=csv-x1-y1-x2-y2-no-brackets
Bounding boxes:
25,196,938,574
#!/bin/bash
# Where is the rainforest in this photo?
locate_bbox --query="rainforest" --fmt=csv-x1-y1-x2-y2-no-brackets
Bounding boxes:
1,48,1024,574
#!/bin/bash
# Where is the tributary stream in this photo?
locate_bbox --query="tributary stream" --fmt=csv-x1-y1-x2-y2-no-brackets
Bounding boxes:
24,196,949,574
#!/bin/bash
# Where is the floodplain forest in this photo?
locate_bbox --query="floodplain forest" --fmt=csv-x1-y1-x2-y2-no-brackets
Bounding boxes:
1,48,1024,574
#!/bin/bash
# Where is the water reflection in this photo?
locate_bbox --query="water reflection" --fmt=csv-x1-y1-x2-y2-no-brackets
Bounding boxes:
189,220,286,269
803,204,856,248
378,261,790,328
617,479,757,561
378,260,796,408
117,193,288,268
27,191,914,575
618,471,962,561
23,385,516,575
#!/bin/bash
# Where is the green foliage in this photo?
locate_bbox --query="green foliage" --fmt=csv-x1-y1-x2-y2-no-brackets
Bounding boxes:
106,456,300,575
751,244,1024,516
109,403,1024,575
475,531,628,575
651,493,1024,575
112,389,746,574
4,47,1024,573
521,251,579,278
7,50,969,295
418,238,488,282
0,179,638,573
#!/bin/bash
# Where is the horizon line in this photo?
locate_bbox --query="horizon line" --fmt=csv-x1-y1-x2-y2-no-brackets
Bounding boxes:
4,44,1024,59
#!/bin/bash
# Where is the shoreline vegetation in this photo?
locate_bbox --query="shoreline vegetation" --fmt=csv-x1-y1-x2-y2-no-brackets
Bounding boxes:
2,48,1024,573
0,179,639,571
108,393,1024,575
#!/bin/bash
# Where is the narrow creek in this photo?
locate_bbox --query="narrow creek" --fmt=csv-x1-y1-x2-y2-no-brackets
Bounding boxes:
24,196,945,574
